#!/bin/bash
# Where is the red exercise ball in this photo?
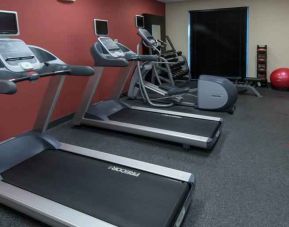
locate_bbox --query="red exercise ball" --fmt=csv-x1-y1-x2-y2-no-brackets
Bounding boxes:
270,68,289,89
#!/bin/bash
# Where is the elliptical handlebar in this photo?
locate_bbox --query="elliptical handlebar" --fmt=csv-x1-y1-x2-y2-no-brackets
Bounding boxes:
137,28,161,52
136,55,159,62
156,39,167,48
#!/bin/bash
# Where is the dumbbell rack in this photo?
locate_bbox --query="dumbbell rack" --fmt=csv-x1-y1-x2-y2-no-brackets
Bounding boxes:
256,45,268,87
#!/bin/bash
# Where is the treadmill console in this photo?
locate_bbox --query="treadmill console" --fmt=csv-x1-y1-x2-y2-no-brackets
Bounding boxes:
0,39,41,72
98,37,125,58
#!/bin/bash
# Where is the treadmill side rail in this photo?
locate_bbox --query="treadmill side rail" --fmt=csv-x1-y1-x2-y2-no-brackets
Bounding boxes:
130,105,223,122
80,118,216,149
0,182,116,227
61,142,195,183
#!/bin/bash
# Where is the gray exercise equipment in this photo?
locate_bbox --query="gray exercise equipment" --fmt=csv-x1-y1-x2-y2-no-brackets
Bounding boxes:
0,11,195,227
73,36,223,149
132,28,238,113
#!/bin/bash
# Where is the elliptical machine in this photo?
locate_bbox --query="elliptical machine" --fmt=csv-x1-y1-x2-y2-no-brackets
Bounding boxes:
128,28,238,113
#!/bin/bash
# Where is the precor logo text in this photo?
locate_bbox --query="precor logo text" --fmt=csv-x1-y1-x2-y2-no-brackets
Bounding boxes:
108,166,141,177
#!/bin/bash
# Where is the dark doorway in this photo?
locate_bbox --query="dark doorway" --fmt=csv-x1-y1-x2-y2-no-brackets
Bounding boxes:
143,14,166,41
190,7,248,79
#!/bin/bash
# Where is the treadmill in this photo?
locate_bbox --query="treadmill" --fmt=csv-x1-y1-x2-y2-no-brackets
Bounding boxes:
73,35,223,149
0,11,195,227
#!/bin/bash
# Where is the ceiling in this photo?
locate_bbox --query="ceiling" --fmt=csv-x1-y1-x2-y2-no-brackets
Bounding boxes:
157,0,186,3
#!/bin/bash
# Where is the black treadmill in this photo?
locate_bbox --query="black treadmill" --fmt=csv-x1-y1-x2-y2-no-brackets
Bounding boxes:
0,11,195,227
1,136,193,227
73,36,223,150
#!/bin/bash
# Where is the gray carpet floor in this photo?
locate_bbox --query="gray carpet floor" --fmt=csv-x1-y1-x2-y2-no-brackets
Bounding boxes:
1,88,289,227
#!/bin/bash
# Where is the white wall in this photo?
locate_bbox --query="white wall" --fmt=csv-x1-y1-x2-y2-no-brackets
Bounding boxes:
166,0,289,79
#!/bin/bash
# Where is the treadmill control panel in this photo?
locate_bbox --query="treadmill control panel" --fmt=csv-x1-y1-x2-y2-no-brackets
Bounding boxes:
98,37,125,58
0,39,41,72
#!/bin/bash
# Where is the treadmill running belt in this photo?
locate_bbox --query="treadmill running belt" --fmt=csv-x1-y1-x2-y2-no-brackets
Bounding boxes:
108,109,221,138
2,150,190,227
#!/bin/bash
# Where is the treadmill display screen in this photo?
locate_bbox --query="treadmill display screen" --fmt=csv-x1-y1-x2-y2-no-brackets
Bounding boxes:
94,19,108,36
136,15,144,28
0,11,19,36
99,37,120,51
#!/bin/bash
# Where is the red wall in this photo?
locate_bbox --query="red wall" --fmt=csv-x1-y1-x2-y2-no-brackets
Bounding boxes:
0,0,165,141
